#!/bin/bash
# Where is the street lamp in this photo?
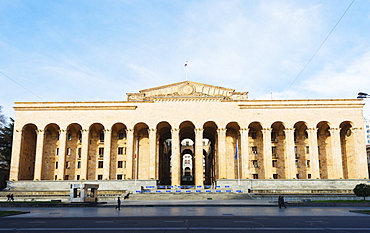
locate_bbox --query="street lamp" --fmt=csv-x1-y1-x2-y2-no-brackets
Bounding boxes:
357,92,370,99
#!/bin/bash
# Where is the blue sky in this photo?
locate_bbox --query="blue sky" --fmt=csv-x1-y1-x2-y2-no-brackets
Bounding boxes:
1,0,370,119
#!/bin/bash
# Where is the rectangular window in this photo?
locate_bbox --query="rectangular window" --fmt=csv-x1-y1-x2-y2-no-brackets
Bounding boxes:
251,132,257,139
76,175,80,180
99,148,104,158
118,147,124,155
65,175,69,180
66,161,70,169
251,160,258,168
253,174,258,179
308,174,311,179
124,161,126,168
272,146,277,158
98,161,103,168
251,146,257,154
55,175,57,180
78,148,82,158
272,160,277,167
99,133,104,142
77,161,81,169
306,160,310,167
55,162,58,169
117,174,123,180
295,160,299,168
56,148,59,155
306,146,309,154
296,174,299,179
67,148,71,156
97,175,103,180
273,174,278,179
68,134,72,140
118,133,125,140
118,161,123,168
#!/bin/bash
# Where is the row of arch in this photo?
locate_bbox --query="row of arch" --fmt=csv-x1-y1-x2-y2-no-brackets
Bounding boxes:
13,119,364,185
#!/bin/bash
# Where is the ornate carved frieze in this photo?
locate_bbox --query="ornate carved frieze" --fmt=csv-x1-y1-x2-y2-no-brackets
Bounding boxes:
126,81,248,102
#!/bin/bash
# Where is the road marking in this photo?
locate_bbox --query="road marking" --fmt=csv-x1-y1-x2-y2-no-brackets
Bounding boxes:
1,227,370,231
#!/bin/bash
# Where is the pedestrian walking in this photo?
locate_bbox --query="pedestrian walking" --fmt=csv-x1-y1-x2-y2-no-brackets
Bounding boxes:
6,194,10,201
115,197,121,210
10,194,14,202
278,196,286,209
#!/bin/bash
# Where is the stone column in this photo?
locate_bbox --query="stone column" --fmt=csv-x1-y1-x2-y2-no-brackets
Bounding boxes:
9,129,22,181
284,128,296,179
194,128,204,187
148,128,157,179
307,128,320,179
80,129,89,180
240,128,250,179
33,129,45,181
103,129,112,180
353,128,369,179
125,129,134,180
171,128,180,186
217,128,226,179
329,128,343,179
261,128,273,179
57,129,67,180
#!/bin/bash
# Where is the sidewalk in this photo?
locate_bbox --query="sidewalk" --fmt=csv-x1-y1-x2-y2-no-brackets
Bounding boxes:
1,199,370,218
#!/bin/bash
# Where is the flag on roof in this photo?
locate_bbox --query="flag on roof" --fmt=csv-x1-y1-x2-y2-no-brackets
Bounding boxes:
184,61,188,66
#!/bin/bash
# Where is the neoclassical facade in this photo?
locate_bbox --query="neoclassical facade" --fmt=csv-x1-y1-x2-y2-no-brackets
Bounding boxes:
9,81,369,188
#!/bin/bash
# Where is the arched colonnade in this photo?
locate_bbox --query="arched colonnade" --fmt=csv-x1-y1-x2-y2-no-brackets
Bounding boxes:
10,120,363,187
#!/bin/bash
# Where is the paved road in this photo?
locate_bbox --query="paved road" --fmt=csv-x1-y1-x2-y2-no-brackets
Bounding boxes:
1,201,370,232
1,206,369,218
0,216,370,232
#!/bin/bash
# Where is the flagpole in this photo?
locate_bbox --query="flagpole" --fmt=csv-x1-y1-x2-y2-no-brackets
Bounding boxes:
135,135,139,186
184,60,188,81
237,139,240,186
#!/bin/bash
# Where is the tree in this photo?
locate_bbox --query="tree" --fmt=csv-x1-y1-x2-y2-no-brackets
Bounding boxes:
0,107,13,166
353,183,370,200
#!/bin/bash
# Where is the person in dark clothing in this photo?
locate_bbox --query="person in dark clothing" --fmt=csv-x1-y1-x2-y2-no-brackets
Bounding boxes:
278,196,287,208
115,197,121,210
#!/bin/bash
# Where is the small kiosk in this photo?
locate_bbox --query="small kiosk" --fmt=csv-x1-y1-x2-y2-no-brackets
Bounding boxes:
69,183,99,203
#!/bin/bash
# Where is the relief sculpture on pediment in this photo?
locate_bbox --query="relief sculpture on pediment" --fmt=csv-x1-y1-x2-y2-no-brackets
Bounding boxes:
126,81,248,101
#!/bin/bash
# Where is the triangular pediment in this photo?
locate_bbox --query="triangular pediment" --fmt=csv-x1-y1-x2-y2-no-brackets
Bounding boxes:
127,81,248,101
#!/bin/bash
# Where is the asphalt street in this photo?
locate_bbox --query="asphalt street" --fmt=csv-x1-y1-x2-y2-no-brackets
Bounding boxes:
0,200,370,232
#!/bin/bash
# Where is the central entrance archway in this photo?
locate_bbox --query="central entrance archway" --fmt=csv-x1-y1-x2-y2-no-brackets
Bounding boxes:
179,121,195,185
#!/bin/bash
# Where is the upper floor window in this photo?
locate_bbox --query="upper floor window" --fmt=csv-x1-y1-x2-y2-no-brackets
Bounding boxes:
251,132,257,139
118,132,125,140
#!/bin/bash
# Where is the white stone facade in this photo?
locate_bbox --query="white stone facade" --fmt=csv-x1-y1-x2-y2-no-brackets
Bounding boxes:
9,81,369,190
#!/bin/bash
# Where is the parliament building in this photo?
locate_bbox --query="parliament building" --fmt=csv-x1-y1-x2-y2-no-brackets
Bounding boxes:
8,81,369,192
